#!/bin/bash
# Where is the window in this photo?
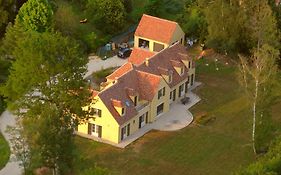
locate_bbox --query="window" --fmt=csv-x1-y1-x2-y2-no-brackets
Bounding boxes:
157,103,164,115
185,81,188,93
121,126,126,140
134,96,138,106
180,66,184,75
158,87,165,99
188,61,191,69
168,74,172,83
139,114,145,128
191,74,194,86
121,108,125,116
139,38,149,49
121,123,130,140
91,108,102,117
179,84,184,97
153,42,164,52
170,91,172,100
88,123,102,138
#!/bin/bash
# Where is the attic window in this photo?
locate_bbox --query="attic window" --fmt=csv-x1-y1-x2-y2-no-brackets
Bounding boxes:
168,74,172,83
121,107,125,116
134,96,138,106
180,66,185,75
188,61,191,69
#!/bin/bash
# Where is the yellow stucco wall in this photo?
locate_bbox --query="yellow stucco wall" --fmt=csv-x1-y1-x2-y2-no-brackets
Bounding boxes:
78,97,120,143
134,23,185,52
134,36,169,52
149,78,170,122
169,24,185,45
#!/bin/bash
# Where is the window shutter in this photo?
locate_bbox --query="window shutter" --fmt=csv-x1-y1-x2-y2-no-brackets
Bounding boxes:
88,123,91,135
98,126,102,138
127,124,130,136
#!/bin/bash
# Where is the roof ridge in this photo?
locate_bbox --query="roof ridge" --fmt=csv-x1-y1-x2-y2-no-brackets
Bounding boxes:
106,62,133,79
136,69,161,79
143,14,178,25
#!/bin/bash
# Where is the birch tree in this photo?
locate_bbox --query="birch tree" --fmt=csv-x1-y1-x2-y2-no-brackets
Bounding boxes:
239,44,279,154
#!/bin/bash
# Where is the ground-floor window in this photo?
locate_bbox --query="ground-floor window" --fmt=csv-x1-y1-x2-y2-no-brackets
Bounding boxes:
88,123,102,138
157,103,164,116
191,74,194,86
139,112,148,128
185,80,188,93
178,84,184,97
121,123,130,140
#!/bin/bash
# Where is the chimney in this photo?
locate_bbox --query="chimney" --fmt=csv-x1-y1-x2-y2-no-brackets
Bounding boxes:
145,58,149,66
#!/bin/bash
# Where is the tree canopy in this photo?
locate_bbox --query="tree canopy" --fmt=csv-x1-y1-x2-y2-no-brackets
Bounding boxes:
16,0,53,32
0,31,90,173
86,0,126,34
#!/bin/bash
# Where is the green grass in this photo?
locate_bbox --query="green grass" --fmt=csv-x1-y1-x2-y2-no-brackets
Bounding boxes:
0,132,10,169
72,59,274,175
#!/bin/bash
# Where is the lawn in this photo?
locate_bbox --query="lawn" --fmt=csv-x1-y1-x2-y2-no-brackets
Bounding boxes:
0,132,10,170
72,57,277,175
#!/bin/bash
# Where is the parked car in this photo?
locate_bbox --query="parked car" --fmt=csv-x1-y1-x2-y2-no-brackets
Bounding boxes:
117,48,132,58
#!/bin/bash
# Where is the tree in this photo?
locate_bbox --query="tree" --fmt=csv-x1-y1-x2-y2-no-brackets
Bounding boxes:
87,0,126,34
243,0,280,51
15,0,53,32
202,0,245,55
1,0,54,59
235,136,281,175
123,0,133,13
144,0,163,17
178,0,207,42
0,31,91,173
36,104,75,175
0,0,16,37
238,44,279,154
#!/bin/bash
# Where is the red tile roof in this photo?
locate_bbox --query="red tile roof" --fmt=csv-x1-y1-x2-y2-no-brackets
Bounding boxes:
135,14,178,44
106,62,134,80
98,68,161,125
128,48,155,65
95,43,193,125
136,43,192,88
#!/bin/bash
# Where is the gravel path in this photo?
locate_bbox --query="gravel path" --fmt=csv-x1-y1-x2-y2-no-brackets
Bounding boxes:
85,56,127,78
0,111,22,175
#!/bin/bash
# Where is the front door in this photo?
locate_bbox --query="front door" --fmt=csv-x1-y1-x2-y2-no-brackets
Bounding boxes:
173,89,176,101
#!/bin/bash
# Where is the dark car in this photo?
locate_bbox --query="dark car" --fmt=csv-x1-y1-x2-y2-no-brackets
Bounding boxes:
117,48,132,58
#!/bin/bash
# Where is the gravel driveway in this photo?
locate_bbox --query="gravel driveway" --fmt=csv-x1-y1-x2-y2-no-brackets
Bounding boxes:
85,55,127,78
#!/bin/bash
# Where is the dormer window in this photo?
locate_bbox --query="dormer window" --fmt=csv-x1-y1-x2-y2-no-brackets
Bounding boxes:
188,61,191,69
134,96,138,106
168,74,172,83
180,66,185,75
121,107,125,116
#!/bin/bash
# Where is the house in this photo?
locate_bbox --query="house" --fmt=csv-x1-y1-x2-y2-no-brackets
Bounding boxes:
76,14,195,145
